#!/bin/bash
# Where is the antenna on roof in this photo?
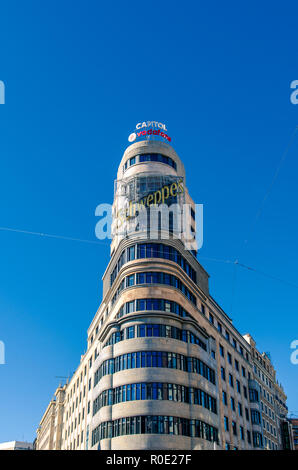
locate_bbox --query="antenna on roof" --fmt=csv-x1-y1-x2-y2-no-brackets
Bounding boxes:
54,376,69,387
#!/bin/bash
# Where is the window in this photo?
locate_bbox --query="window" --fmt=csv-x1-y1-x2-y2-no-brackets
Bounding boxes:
235,360,239,371
93,382,217,415
236,380,241,393
251,409,261,425
94,351,216,386
127,246,135,261
218,322,222,333
227,352,232,365
238,403,243,416
224,416,229,432
221,367,226,381
222,391,227,405
209,313,214,324
232,421,237,436
249,388,259,403
231,397,235,411
229,374,234,387
126,326,135,339
126,274,135,287
138,153,177,170
105,323,207,351
240,426,244,440
220,345,224,357
253,432,263,448
92,415,219,445
242,366,246,378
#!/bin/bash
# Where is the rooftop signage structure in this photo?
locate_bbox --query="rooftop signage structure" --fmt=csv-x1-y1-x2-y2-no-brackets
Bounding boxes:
128,121,171,143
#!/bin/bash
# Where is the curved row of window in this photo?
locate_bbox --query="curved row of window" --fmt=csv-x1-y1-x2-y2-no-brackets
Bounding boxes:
104,323,207,352
110,243,197,286
123,153,177,173
111,271,197,307
92,415,219,445
115,298,193,320
92,382,217,416
94,351,216,387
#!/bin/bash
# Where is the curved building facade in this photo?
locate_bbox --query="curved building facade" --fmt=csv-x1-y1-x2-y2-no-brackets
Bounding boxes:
91,139,220,449
36,131,289,451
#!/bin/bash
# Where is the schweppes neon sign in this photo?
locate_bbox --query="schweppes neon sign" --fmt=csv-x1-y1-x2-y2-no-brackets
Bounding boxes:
115,179,184,226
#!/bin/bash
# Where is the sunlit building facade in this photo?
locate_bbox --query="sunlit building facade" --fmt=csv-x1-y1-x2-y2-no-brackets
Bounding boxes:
36,134,290,450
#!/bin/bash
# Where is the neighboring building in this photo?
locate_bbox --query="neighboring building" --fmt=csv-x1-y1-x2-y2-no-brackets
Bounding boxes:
36,132,291,450
36,386,66,450
289,419,298,450
0,441,33,450
274,381,294,450
243,335,286,450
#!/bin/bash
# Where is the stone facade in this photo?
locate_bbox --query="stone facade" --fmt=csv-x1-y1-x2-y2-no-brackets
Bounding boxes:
36,386,66,450
36,139,290,450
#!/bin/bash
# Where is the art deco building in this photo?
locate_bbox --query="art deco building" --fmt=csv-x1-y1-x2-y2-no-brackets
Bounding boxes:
36,133,290,451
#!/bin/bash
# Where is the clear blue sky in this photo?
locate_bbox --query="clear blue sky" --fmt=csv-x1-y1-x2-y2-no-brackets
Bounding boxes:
0,1,297,443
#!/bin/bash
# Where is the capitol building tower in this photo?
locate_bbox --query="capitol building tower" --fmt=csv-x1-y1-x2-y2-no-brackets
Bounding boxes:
91,124,220,449
37,122,285,451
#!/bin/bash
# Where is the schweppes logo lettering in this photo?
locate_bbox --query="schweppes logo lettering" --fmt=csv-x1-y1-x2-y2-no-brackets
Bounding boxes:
115,179,184,226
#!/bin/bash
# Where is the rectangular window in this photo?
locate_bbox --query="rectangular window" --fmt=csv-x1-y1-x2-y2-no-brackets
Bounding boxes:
127,326,135,339
231,397,235,411
126,274,135,287
127,300,135,313
229,374,234,387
